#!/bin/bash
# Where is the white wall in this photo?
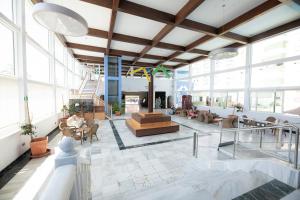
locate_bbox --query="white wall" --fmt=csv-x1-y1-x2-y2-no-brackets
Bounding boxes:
0,114,59,171
122,76,173,107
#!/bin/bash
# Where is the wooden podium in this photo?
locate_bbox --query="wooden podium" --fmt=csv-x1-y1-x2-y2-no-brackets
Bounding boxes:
126,112,179,137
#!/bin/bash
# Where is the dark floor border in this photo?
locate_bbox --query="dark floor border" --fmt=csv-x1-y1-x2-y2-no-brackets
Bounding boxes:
0,127,59,190
110,119,208,150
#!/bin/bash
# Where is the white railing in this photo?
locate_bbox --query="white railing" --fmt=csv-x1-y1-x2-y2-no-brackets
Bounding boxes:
78,71,90,94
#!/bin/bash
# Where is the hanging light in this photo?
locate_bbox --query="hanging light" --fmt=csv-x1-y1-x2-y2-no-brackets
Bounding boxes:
209,48,238,60
209,1,238,60
32,3,88,36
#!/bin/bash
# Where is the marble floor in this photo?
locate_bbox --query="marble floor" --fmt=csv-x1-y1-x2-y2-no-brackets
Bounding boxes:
1,111,299,199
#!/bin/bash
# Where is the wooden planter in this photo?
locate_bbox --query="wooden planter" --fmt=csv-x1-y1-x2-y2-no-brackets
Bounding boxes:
30,136,48,157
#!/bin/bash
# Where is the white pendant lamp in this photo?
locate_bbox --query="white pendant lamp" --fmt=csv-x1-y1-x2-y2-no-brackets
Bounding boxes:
32,3,88,36
209,48,238,60
209,1,238,60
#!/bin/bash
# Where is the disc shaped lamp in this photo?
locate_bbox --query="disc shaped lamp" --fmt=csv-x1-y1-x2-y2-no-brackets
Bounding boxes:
32,3,88,36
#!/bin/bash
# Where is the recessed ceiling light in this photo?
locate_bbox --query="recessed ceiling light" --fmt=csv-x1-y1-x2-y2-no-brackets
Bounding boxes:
32,3,88,36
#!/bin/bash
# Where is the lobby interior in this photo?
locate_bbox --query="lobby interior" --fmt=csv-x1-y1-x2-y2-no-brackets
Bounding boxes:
1,0,300,199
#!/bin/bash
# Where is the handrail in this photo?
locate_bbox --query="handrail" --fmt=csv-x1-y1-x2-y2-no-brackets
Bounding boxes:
78,71,90,95
193,117,300,169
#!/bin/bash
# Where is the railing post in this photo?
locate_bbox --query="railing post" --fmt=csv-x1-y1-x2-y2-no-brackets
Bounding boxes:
288,127,293,163
233,131,237,158
218,119,223,151
193,132,198,158
259,131,263,148
294,128,299,169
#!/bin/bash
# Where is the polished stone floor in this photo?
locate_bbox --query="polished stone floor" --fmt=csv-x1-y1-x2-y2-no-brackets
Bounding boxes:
0,110,299,200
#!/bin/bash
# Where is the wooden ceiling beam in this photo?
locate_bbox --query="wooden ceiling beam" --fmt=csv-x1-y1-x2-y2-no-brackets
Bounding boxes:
218,0,282,35
83,0,248,44
106,0,120,55
66,42,189,64
250,18,300,43
133,0,205,64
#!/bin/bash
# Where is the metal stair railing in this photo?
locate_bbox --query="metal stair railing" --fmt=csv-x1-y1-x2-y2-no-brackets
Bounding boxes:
192,118,300,169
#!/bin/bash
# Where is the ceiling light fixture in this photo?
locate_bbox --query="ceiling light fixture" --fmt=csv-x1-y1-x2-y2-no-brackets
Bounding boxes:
32,3,88,36
209,1,238,60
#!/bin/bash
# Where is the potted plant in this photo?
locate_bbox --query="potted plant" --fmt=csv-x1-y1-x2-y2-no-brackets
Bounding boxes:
113,102,121,116
21,96,48,157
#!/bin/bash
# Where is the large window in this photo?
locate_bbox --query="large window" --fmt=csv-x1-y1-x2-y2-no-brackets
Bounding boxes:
251,60,300,88
56,87,69,112
26,42,50,83
252,28,300,64
55,62,65,86
214,47,246,72
28,83,54,121
191,76,210,91
214,70,245,90
191,92,209,106
175,65,189,79
0,78,19,129
0,23,14,76
190,59,210,76
25,0,48,50
0,0,13,21
55,37,64,63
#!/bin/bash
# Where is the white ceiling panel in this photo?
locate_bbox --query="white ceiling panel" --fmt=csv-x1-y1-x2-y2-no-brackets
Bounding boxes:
111,41,145,53
114,12,166,39
161,27,204,46
45,0,111,30
122,56,135,61
196,37,234,51
231,3,300,37
187,0,266,27
138,58,158,64
176,52,199,60
73,49,104,57
163,61,180,66
148,48,174,57
65,35,107,48
127,0,189,15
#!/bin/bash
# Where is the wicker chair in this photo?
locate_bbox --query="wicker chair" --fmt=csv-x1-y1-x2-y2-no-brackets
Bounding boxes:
265,116,277,135
197,110,208,122
222,115,238,128
88,124,99,143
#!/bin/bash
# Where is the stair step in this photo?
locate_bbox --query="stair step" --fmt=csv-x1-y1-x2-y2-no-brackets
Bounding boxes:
233,179,295,200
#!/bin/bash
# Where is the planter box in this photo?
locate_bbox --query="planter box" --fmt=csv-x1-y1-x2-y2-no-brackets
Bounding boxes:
30,136,48,156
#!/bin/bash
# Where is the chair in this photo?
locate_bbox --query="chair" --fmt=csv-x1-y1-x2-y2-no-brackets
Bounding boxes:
265,116,277,135
88,124,99,143
179,109,187,117
197,110,207,122
61,127,82,141
187,109,197,119
222,115,238,128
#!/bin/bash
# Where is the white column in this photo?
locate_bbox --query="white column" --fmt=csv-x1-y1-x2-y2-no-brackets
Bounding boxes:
210,58,215,105
244,44,252,112
16,0,28,123
49,32,57,114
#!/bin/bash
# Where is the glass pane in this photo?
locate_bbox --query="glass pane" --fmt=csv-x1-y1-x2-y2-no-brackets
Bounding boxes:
68,54,73,70
108,57,118,77
68,72,73,88
175,65,189,79
191,92,209,106
214,47,246,71
176,79,189,92
191,76,210,91
26,42,49,83
213,92,227,108
227,92,238,108
75,61,82,75
275,91,283,113
56,87,69,113
252,28,300,64
0,24,14,76
284,90,300,114
251,60,300,88
28,83,54,120
190,59,210,76
0,0,13,21
214,70,245,89
0,78,19,129
56,62,65,86
252,92,274,112
25,0,48,50
55,37,64,63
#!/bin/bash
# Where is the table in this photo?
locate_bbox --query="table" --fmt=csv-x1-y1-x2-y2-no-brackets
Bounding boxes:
77,126,91,144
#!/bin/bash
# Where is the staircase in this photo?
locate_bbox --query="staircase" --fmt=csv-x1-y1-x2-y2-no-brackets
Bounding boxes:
72,70,106,120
